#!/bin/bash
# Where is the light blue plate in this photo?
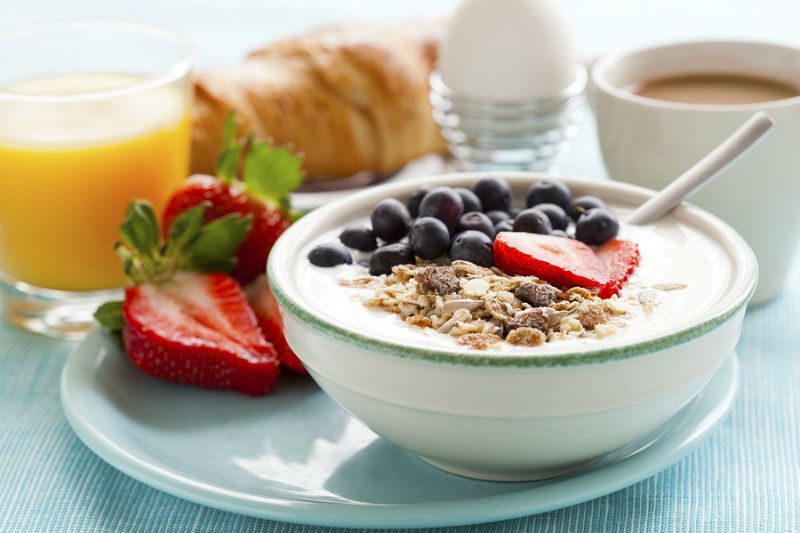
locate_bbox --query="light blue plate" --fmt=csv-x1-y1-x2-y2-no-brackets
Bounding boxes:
60,329,738,529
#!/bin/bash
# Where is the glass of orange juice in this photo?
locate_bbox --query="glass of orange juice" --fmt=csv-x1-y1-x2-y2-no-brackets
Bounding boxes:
0,21,193,339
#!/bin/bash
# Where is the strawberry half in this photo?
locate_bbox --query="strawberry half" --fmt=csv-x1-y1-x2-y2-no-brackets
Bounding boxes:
124,273,279,395
596,239,641,298
162,115,302,284
494,232,609,289
246,276,307,374
95,200,280,396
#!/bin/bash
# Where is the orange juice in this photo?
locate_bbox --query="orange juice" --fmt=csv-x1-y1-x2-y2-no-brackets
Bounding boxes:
0,74,190,291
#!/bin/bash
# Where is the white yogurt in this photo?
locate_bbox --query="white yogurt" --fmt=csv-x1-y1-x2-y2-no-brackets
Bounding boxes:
295,205,730,356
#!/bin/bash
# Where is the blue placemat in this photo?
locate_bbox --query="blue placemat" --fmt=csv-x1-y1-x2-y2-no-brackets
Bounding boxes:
1,256,798,532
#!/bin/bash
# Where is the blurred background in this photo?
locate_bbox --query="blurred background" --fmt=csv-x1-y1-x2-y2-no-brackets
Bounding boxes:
4,0,796,181
3,0,799,69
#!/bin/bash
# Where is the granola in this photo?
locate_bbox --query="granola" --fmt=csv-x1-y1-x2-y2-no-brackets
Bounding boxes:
415,266,460,295
514,281,559,307
360,260,629,350
506,327,547,346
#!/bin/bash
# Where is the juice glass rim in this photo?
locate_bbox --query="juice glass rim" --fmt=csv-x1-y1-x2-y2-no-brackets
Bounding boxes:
0,19,194,104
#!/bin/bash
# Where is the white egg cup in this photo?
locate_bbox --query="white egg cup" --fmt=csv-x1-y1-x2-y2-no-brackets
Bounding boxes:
429,66,586,173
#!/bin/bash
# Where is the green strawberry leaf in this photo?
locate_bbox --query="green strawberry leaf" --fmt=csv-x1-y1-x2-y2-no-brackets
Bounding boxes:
119,201,160,260
182,213,253,273
112,199,252,285
94,300,124,333
217,148,241,182
117,202,164,283
216,113,244,182
222,111,237,147
114,243,135,279
243,143,304,212
213,113,304,212
166,202,207,257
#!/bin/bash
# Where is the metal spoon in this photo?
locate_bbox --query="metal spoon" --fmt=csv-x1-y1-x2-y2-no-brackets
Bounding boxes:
625,111,775,225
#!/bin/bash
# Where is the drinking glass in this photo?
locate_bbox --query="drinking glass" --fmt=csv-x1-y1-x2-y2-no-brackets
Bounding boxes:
0,21,193,339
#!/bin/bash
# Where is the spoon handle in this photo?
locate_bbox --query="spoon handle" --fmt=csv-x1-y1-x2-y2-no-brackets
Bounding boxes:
625,111,775,226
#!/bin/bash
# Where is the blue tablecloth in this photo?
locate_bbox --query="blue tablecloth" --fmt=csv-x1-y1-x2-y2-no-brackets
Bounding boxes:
2,1,800,530
2,261,799,532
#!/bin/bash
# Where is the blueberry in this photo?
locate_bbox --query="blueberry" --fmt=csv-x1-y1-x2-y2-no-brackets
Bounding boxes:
495,220,514,234
473,177,512,212
551,229,570,238
532,203,568,231
569,195,607,220
339,225,378,251
407,185,433,218
409,217,450,260
449,230,494,267
455,187,483,213
513,208,553,234
526,180,572,210
575,208,619,245
371,198,412,242
418,187,464,232
457,211,495,239
486,210,511,225
369,242,415,276
308,243,353,267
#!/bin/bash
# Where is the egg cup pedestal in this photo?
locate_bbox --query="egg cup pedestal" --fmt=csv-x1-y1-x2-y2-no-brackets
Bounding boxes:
429,66,586,173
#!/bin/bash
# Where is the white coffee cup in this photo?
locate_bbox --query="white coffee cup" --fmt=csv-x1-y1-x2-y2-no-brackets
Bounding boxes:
591,40,800,305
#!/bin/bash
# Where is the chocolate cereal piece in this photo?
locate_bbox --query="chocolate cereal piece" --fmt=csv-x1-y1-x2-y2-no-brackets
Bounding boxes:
507,308,550,332
514,281,559,307
415,266,461,295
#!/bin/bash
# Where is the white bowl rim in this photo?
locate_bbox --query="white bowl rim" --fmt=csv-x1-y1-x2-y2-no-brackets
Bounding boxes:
268,171,757,368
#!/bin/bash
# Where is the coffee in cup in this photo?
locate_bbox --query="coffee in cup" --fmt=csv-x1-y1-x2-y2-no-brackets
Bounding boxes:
630,73,799,105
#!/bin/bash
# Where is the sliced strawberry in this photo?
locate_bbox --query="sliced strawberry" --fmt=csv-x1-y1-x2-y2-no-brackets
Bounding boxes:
162,175,292,284
494,232,609,289
122,273,280,395
95,199,278,396
246,276,306,374
596,239,640,298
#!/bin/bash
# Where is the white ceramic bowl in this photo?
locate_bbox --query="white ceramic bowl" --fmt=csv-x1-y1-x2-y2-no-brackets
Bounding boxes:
268,172,756,481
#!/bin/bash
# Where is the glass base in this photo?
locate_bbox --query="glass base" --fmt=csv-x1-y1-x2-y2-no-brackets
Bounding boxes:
1,279,122,340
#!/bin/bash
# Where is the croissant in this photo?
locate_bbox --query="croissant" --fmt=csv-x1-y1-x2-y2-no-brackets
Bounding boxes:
191,21,446,182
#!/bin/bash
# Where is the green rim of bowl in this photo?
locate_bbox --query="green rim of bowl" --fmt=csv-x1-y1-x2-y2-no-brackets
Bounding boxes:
268,267,754,369
268,172,757,369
